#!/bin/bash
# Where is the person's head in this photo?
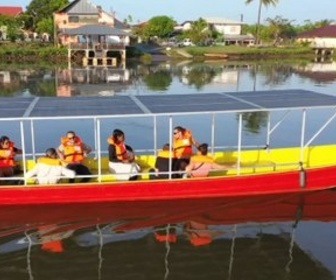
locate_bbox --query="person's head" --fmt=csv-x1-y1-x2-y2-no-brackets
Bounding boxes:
162,143,170,151
173,126,186,139
198,143,208,156
112,129,125,143
45,148,57,158
0,136,10,148
66,130,76,144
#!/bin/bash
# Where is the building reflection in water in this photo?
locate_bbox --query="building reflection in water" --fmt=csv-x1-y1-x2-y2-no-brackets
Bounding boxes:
2,60,336,98
293,60,336,83
55,64,131,96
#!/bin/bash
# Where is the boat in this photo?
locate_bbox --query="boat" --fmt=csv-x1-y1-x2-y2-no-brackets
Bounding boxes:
1,89,336,205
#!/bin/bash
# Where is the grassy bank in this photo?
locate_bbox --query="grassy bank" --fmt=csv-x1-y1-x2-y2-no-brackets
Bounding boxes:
0,42,67,63
166,45,322,60
0,42,332,64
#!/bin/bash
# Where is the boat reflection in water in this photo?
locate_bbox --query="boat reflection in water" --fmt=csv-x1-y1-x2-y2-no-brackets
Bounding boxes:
0,190,336,279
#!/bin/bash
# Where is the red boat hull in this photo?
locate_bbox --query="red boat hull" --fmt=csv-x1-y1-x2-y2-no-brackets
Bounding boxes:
0,165,336,205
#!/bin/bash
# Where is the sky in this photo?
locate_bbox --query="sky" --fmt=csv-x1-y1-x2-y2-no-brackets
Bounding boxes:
3,0,336,25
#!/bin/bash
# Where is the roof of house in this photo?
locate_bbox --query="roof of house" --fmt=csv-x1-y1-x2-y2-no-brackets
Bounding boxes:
180,17,243,27
62,24,129,36
297,24,336,38
202,17,243,25
56,0,99,15
0,6,23,16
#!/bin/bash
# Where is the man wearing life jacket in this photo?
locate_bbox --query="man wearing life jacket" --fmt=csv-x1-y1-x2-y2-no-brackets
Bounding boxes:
149,143,176,179
0,135,22,179
185,143,228,178
26,148,75,184
57,130,92,183
172,126,200,176
108,129,140,181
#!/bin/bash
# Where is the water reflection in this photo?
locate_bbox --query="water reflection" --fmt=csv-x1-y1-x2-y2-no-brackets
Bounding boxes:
0,190,336,279
1,60,336,98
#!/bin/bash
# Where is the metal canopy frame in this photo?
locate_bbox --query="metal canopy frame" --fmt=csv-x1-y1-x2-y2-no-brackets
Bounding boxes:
1,89,336,183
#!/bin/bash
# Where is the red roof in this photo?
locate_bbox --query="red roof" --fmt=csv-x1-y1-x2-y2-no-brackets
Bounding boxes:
0,6,23,16
297,25,336,38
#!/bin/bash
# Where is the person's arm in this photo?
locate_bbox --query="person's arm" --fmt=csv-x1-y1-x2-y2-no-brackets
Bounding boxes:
57,145,65,160
61,167,76,179
185,162,195,176
25,165,38,178
82,142,92,156
190,135,200,149
211,162,229,171
108,144,121,162
13,147,22,154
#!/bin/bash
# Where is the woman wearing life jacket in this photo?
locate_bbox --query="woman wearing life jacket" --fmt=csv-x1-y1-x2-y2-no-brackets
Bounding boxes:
57,130,92,183
26,148,75,184
172,126,200,176
0,135,22,179
108,129,140,181
185,143,229,178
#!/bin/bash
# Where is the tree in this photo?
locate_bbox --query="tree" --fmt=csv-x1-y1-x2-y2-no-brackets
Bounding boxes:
143,16,175,39
266,16,295,45
245,0,279,44
0,14,21,41
25,0,68,32
185,18,209,45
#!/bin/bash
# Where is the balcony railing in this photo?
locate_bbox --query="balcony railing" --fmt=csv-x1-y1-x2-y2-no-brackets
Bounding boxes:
69,42,127,50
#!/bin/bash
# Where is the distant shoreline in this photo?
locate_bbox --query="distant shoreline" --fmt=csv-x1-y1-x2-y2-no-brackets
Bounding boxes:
0,42,332,64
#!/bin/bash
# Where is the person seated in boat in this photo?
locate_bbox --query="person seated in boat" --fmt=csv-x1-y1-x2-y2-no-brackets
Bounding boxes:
172,126,200,177
149,143,176,179
0,135,22,181
26,148,75,184
185,143,228,178
57,130,92,183
108,129,140,181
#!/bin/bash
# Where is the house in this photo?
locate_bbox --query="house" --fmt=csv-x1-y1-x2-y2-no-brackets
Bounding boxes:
53,0,130,66
176,17,255,45
296,24,336,48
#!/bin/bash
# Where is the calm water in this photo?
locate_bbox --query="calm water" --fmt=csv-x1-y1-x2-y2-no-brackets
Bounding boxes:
1,59,336,279
0,191,336,279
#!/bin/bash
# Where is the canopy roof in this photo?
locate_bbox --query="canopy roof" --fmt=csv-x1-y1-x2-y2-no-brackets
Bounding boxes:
1,89,336,119
62,24,129,36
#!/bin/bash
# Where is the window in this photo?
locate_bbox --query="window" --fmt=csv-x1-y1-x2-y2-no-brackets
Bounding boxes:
69,16,79,23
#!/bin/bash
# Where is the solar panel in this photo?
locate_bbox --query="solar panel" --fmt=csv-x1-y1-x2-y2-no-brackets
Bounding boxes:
1,89,336,119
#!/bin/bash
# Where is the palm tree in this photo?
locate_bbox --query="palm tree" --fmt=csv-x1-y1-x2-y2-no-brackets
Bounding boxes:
245,0,279,44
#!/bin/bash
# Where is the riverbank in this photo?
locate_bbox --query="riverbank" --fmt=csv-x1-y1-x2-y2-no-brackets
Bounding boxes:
166,45,322,61
0,42,332,64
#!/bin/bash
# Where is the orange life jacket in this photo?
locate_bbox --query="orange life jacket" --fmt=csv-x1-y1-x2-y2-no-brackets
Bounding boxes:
0,141,16,167
60,136,84,163
173,130,193,158
107,137,128,161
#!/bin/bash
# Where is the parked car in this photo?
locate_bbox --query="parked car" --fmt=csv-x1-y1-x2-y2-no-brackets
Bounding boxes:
182,38,194,47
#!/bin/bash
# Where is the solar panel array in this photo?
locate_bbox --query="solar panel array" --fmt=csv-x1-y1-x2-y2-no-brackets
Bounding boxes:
1,89,336,119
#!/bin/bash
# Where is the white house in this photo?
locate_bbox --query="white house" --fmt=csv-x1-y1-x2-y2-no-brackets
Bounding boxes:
297,24,336,48
176,17,255,45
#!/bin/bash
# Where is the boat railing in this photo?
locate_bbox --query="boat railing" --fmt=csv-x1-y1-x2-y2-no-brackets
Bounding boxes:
2,104,336,185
